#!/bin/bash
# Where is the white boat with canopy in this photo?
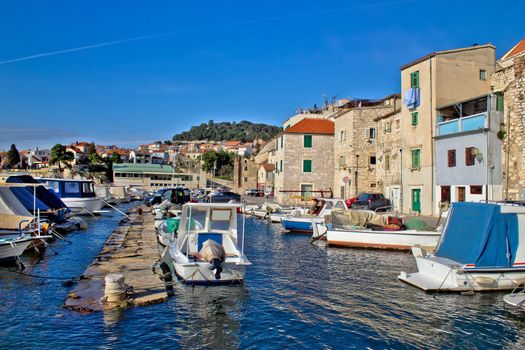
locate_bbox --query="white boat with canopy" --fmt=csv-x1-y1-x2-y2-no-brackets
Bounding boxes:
399,202,525,292
168,203,251,285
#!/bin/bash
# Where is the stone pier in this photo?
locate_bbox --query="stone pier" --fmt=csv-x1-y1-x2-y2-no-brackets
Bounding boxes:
64,206,168,313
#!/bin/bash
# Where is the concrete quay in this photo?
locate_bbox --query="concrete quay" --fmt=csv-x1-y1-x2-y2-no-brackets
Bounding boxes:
64,206,168,313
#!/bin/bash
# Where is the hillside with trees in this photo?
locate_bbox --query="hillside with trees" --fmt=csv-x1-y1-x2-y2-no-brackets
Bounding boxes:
172,120,281,142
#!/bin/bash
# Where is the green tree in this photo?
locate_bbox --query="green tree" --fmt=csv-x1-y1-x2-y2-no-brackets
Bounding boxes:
108,152,122,164
6,144,21,168
87,142,102,164
49,144,74,172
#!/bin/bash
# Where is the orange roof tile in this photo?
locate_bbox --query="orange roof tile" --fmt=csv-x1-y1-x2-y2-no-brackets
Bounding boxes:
284,118,334,135
502,37,525,60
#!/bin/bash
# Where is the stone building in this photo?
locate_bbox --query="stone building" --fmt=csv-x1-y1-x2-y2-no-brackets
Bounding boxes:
400,44,496,215
257,163,275,193
491,38,525,200
374,108,402,211
274,118,334,205
333,95,400,200
233,156,258,194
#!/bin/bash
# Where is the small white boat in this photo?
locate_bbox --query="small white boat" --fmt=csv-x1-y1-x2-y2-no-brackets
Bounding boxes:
0,215,52,260
313,209,440,250
168,203,251,285
399,202,525,292
281,198,348,233
39,178,104,215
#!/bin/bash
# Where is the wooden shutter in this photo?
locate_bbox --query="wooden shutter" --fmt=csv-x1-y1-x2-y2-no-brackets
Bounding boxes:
447,150,456,167
303,159,312,172
465,147,474,166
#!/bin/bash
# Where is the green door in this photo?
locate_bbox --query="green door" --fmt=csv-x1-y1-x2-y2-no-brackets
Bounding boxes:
412,189,421,213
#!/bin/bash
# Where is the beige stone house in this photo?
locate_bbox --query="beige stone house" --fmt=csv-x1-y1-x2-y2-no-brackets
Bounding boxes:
374,108,402,211
400,44,496,215
274,118,334,205
333,95,400,200
233,156,258,194
257,163,275,193
491,38,525,200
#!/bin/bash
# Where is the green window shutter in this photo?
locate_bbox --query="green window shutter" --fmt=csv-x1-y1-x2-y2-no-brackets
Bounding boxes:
303,159,312,172
411,149,420,169
497,93,504,112
411,71,419,88
411,112,418,126
280,160,283,172
304,135,312,148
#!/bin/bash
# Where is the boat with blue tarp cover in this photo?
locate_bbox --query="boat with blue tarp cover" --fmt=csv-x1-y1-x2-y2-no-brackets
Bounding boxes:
399,202,525,292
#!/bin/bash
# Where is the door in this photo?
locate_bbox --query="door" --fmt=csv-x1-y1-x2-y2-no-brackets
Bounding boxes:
411,189,421,213
391,187,400,211
457,187,465,202
301,184,313,200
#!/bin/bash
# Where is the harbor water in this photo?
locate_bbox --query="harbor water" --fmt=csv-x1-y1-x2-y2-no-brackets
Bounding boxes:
1,206,525,349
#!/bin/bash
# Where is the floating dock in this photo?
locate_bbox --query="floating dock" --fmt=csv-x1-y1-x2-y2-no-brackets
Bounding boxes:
64,206,168,313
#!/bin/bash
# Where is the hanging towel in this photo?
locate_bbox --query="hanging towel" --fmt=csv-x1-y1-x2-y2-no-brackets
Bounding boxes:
404,88,420,109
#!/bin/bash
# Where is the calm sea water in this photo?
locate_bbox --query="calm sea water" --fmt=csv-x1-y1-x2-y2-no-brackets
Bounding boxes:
1,205,525,349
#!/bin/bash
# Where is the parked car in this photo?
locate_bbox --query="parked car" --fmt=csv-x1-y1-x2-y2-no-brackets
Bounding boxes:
144,187,191,206
207,190,241,203
350,193,391,211
245,189,264,197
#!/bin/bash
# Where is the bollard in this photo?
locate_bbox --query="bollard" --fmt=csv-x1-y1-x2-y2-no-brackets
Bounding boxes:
104,274,127,303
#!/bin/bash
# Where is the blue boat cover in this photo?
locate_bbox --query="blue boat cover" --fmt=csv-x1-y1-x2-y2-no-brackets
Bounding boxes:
7,175,67,210
436,202,519,268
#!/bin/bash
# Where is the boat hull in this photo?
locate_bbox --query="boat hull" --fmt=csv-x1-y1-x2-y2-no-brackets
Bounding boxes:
62,197,104,215
0,239,32,260
399,255,525,292
173,261,247,285
281,217,324,233
327,229,440,250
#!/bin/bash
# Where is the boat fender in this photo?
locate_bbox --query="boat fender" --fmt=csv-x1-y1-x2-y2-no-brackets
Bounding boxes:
209,258,223,280
474,276,496,287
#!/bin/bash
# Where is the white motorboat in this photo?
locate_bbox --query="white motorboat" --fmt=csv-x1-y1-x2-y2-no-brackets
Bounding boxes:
313,209,440,249
503,289,525,310
39,178,104,215
0,214,52,260
168,203,251,285
281,198,348,233
399,202,525,292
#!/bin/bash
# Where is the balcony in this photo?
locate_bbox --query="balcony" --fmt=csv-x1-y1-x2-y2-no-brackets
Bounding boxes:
437,112,487,136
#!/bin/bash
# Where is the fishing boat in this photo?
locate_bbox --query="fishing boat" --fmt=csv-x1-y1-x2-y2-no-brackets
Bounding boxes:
312,209,440,250
168,203,251,285
39,178,104,215
281,198,348,233
399,202,525,292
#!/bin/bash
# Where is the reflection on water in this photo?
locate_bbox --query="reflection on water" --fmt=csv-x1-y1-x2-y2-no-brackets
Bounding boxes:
1,211,525,349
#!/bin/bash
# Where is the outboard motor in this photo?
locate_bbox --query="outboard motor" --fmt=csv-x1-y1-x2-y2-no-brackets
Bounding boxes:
209,258,223,279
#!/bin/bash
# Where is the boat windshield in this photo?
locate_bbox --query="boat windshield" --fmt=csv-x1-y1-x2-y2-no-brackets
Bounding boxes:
185,206,207,233
209,209,232,231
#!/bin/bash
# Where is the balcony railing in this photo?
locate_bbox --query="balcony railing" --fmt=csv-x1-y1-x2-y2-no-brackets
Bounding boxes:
437,112,487,136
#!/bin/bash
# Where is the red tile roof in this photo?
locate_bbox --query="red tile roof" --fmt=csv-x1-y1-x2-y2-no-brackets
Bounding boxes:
501,37,525,61
284,118,334,135
261,163,275,171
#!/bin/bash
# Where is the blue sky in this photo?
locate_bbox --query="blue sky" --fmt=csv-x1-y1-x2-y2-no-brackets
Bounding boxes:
0,0,523,150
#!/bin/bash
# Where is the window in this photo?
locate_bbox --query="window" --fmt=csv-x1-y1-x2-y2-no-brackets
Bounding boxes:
244,166,247,171
64,182,80,194
275,162,278,173
46,181,60,193
447,149,456,167
369,156,377,165
339,155,346,167
470,186,483,195
365,128,376,140
370,183,376,188
280,160,283,172
395,119,400,130
411,149,421,169
244,177,248,182
441,186,451,203
280,135,284,148
497,93,504,112
385,154,390,171
301,184,313,200
479,69,487,80
303,159,312,172
465,147,475,166
335,200,345,209
410,71,419,88
457,187,466,202
303,134,313,148
339,130,346,141
411,112,419,126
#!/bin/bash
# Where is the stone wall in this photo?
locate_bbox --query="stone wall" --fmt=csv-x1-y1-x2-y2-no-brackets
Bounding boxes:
233,157,258,193
492,56,525,199
275,133,334,205
333,99,399,199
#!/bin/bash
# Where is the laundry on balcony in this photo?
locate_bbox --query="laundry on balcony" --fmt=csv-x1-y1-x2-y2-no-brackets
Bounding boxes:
403,88,420,109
